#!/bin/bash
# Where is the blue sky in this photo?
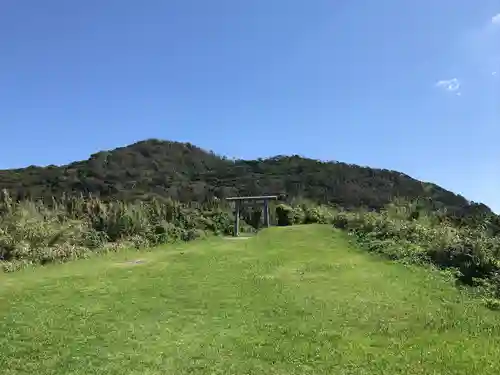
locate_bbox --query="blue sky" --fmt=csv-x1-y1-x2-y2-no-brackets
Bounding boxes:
1,1,499,211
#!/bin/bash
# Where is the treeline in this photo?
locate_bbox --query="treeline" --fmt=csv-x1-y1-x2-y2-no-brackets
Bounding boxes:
0,139,493,222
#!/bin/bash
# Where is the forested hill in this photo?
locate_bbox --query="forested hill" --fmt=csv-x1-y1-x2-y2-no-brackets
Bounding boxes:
0,139,492,217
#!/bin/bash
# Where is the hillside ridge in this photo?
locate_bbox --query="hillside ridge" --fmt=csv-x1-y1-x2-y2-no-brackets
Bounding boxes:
0,138,492,218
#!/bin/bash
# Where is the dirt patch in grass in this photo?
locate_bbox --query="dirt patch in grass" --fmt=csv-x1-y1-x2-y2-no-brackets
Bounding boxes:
117,259,147,266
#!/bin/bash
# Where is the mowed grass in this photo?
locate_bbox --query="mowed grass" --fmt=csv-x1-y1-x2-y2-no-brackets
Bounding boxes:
1,225,500,374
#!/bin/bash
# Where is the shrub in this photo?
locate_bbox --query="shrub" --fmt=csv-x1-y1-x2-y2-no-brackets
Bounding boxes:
484,298,500,311
332,200,500,301
275,204,294,226
0,193,244,270
290,206,306,225
303,205,335,224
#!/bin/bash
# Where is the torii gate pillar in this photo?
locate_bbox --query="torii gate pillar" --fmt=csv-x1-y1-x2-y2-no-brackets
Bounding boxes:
226,195,278,237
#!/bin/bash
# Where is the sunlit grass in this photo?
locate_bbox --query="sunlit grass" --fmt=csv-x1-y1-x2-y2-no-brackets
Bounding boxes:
1,225,499,374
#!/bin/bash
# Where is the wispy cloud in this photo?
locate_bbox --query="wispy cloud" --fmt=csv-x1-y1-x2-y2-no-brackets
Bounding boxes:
435,78,461,95
492,13,500,25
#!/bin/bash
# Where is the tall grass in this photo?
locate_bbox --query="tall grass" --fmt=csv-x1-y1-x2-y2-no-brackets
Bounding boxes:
271,199,500,308
329,200,500,308
0,190,243,271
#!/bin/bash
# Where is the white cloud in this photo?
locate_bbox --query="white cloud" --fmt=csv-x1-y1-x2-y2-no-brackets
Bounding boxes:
435,78,461,94
492,13,500,25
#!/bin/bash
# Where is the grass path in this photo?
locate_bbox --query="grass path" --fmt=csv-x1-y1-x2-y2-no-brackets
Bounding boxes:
1,225,500,374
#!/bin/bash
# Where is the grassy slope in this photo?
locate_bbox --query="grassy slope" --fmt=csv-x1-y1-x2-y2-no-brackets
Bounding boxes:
1,225,499,375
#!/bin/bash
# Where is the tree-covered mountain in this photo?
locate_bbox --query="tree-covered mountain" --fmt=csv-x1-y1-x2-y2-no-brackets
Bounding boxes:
0,139,493,219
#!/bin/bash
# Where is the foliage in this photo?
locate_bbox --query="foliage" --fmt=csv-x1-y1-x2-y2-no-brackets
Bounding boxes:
275,204,294,226
303,205,335,224
0,190,237,270
330,199,500,305
275,203,310,226
0,139,495,229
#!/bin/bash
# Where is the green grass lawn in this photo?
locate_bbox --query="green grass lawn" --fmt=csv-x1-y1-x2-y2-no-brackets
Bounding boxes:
1,225,500,374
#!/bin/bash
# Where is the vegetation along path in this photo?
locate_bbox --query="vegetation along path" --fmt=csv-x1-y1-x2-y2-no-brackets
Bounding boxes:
1,225,499,374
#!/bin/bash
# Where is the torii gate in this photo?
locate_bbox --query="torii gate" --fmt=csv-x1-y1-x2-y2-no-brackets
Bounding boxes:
226,195,278,237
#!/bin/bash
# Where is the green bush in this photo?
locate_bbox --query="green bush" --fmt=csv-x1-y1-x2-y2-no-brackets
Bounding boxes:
0,192,245,270
275,204,294,226
484,298,500,311
290,206,306,225
0,189,274,270
275,204,309,226
303,205,334,224
331,200,500,301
